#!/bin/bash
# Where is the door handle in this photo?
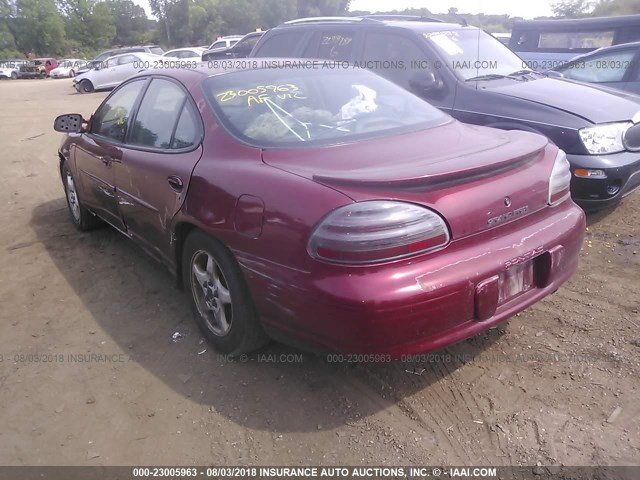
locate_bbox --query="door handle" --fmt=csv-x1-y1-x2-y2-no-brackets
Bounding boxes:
167,175,184,192
99,155,113,165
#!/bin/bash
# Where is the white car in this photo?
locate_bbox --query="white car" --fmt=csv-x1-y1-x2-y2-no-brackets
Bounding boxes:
207,35,243,50
73,52,161,93
0,59,27,79
162,47,206,59
49,59,88,78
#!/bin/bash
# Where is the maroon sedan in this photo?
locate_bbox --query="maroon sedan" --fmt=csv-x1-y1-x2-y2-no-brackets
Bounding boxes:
53,62,585,357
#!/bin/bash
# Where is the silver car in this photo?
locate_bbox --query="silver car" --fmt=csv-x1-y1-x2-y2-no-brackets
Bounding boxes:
73,52,161,93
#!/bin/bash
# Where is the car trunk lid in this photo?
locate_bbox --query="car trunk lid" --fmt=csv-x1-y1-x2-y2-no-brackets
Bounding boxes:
262,121,553,239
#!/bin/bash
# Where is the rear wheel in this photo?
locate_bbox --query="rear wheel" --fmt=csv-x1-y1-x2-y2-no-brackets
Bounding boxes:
182,230,268,355
10,71,17,80
61,160,102,231
79,79,94,93
39,70,46,79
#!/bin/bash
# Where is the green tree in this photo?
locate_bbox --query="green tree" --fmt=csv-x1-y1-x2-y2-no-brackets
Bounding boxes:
551,0,594,17
56,0,115,53
13,0,66,56
104,0,149,45
296,0,350,17
149,0,189,46
593,0,640,15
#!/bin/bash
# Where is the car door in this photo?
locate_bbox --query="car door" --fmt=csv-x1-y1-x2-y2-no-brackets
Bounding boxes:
74,79,147,231
110,54,138,87
93,56,120,89
114,77,204,263
557,47,638,91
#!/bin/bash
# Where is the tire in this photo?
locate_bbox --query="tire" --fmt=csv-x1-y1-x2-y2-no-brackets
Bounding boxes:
39,71,46,79
10,71,17,80
69,70,75,78
79,79,94,93
61,160,102,231
182,230,268,356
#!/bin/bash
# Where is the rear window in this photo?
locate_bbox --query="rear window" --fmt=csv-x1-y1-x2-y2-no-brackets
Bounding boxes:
149,47,164,55
202,65,449,148
538,31,614,50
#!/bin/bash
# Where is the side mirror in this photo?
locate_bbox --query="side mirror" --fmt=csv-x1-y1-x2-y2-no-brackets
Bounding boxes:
54,114,84,133
409,70,443,94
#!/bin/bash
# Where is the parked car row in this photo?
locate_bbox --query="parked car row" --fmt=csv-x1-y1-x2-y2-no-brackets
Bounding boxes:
49,14,639,359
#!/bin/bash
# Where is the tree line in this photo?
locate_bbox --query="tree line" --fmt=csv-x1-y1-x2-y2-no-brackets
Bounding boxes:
0,0,637,60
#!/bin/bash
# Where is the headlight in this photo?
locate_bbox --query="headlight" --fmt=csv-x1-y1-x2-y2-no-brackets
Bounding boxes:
579,122,631,154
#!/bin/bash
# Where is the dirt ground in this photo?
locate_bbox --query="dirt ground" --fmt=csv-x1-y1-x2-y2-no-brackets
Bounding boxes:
0,79,638,467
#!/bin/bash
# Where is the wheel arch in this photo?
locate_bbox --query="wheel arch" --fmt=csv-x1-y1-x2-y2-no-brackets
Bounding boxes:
172,221,202,289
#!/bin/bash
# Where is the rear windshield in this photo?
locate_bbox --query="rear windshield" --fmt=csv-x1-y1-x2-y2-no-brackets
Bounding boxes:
149,47,164,55
202,65,449,148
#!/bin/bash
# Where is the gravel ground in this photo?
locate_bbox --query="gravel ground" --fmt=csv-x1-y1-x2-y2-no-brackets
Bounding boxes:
0,79,638,466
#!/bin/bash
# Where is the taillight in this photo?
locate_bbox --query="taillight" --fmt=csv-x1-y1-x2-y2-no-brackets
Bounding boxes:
308,201,450,264
548,149,571,206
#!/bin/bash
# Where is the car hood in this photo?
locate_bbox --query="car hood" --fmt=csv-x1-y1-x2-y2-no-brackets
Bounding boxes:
487,77,640,124
262,121,552,239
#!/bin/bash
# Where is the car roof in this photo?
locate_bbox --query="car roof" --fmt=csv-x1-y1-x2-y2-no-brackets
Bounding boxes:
512,14,640,30
273,16,468,33
165,47,205,53
128,57,352,85
105,52,159,61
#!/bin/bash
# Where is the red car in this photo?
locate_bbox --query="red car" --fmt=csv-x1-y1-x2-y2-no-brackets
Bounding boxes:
53,61,585,357
19,57,58,78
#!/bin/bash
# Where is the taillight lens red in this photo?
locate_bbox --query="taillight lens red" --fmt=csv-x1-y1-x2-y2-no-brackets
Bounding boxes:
308,201,450,264
548,149,571,206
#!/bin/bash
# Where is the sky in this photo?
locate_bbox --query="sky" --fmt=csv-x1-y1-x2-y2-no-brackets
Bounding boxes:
133,0,555,20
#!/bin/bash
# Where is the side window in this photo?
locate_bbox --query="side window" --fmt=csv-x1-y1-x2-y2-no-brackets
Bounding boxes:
538,31,614,50
128,79,187,149
255,32,306,57
362,33,427,89
106,57,118,68
118,55,136,66
304,31,355,60
92,80,145,142
561,49,636,83
171,102,200,149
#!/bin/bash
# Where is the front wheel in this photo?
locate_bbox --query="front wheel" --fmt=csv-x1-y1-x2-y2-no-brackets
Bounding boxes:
69,70,75,78
10,71,17,80
61,160,102,231
182,230,268,356
79,79,94,93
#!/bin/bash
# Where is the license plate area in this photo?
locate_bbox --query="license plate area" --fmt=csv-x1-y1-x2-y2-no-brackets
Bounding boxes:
498,260,535,304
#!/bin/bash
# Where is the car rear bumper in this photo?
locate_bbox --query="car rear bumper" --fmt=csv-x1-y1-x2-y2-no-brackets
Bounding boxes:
239,200,585,357
568,151,640,210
